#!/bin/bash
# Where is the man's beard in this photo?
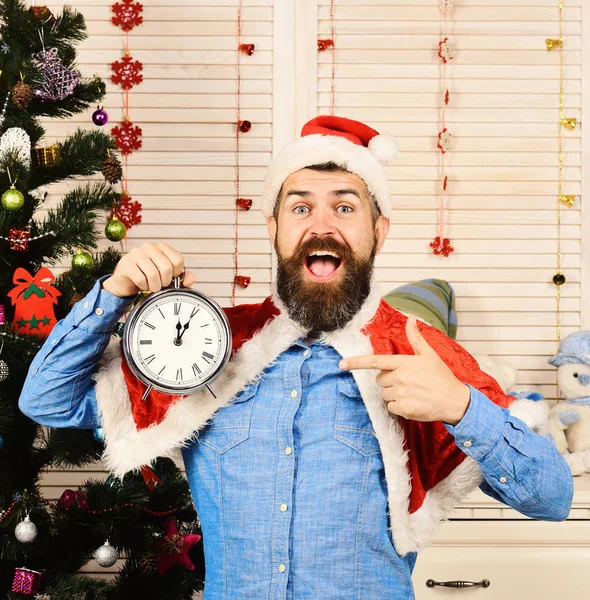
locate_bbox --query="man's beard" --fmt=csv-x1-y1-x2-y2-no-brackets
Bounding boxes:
275,233,377,333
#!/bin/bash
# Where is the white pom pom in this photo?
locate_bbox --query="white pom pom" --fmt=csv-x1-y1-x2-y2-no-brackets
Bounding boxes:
368,134,398,164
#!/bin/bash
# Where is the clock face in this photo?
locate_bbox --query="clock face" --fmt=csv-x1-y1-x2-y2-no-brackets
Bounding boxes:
124,289,231,393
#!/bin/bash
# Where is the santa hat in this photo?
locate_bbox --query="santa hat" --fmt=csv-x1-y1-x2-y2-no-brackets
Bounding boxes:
261,115,398,219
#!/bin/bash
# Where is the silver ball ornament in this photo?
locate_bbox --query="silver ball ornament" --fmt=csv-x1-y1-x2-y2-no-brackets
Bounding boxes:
95,540,118,567
15,515,38,543
0,359,8,382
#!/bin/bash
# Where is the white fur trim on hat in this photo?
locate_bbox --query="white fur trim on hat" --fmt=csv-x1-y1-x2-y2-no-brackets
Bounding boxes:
261,134,393,219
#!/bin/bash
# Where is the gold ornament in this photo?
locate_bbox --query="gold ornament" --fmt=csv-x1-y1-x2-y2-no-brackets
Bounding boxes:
105,216,127,242
561,117,576,130
71,249,95,270
545,38,563,51
1,185,25,211
32,143,61,167
558,194,575,207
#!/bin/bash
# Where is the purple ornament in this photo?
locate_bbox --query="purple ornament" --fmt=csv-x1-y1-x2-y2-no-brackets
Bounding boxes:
92,106,109,126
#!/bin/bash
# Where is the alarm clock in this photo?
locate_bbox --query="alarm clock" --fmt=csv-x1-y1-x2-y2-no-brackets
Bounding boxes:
122,271,232,400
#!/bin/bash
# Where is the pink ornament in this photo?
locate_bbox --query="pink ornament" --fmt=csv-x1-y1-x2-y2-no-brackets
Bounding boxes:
31,47,81,102
11,567,43,595
0,304,5,325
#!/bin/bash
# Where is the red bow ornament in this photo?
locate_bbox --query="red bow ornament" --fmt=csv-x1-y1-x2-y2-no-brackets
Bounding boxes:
7,267,61,338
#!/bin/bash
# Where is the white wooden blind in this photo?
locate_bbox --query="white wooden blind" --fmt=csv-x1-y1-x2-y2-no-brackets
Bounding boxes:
316,0,583,402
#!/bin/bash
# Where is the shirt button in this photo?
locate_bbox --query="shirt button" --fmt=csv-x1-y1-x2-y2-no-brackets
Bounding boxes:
285,446,292,455
290,389,298,398
95,307,104,316
280,503,288,512
303,349,310,357
279,564,286,573
499,476,507,484
463,440,472,448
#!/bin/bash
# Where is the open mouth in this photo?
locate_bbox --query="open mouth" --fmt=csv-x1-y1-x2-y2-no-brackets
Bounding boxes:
304,251,343,282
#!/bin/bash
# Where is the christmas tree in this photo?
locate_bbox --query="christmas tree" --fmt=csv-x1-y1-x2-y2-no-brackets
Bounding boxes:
0,2,204,597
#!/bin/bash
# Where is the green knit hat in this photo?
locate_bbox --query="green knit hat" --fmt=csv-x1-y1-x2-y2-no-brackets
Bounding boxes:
383,279,458,339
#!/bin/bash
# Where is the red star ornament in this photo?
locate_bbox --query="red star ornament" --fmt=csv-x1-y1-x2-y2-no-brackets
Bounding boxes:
112,0,143,31
111,55,144,90
111,120,143,155
154,518,201,576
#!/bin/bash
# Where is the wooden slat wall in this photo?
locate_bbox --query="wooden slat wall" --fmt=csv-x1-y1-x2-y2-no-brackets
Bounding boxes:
317,0,584,401
35,0,587,580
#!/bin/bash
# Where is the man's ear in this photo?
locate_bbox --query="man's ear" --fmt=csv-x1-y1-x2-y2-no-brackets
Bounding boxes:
375,216,390,255
267,216,277,246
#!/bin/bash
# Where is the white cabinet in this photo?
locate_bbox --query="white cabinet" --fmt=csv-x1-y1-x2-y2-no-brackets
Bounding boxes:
412,476,590,600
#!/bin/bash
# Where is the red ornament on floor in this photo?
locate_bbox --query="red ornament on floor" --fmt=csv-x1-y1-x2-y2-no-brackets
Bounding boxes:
8,267,61,338
154,518,201,576
112,0,143,31
111,119,143,155
111,54,143,90
430,236,454,257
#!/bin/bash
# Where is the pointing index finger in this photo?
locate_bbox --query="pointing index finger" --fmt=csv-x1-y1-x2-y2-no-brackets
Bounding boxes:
339,354,412,371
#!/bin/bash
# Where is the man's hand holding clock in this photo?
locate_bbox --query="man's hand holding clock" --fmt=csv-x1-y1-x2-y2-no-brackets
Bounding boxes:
107,242,232,399
102,242,195,298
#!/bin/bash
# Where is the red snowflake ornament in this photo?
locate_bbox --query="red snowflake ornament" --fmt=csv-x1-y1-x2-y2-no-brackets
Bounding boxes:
111,55,143,90
111,119,143,155
115,192,143,228
236,198,252,211
112,0,143,32
429,236,454,257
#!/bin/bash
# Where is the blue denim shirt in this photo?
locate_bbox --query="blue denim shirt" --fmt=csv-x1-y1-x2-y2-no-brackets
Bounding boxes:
19,277,574,600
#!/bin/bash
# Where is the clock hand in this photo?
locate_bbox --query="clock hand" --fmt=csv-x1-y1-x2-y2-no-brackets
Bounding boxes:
174,318,182,342
177,310,198,341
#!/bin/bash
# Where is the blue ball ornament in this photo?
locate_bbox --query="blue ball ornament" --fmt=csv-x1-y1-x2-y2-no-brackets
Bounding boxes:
93,428,105,442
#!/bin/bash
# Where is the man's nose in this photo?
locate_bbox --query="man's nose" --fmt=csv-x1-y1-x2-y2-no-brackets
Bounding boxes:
309,206,336,237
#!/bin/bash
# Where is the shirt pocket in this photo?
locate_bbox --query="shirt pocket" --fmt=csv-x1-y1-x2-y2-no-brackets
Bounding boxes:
333,377,382,457
198,379,258,454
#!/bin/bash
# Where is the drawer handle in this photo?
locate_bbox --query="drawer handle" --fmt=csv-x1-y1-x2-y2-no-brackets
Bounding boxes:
426,579,490,589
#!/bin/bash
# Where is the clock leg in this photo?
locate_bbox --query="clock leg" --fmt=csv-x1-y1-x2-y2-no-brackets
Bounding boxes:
141,384,153,402
206,384,217,399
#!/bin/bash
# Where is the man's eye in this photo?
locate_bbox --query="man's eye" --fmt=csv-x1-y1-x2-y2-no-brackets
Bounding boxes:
337,205,353,213
293,206,309,214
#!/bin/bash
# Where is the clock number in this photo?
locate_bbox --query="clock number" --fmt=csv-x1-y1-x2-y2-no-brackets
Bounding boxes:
205,337,212,344
176,368,183,381
144,322,156,330
202,351,214,364
158,308,166,319
190,306,200,319
140,340,152,345
145,354,156,364
158,366,166,376
201,323,209,328
174,303,181,316
192,362,201,376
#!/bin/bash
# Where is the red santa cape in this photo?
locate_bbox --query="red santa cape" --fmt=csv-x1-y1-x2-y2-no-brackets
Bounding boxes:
92,274,545,555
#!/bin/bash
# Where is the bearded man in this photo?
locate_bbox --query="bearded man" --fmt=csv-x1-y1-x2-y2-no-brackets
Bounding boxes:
20,116,573,600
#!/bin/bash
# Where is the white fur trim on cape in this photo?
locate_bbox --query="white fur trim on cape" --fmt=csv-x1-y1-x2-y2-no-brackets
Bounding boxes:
261,134,392,219
93,311,308,478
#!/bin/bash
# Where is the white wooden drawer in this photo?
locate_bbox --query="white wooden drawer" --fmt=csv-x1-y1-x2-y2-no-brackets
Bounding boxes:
412,521,590,600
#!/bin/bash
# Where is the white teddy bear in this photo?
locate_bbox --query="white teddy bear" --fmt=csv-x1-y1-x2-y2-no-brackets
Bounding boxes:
548,332,590,476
